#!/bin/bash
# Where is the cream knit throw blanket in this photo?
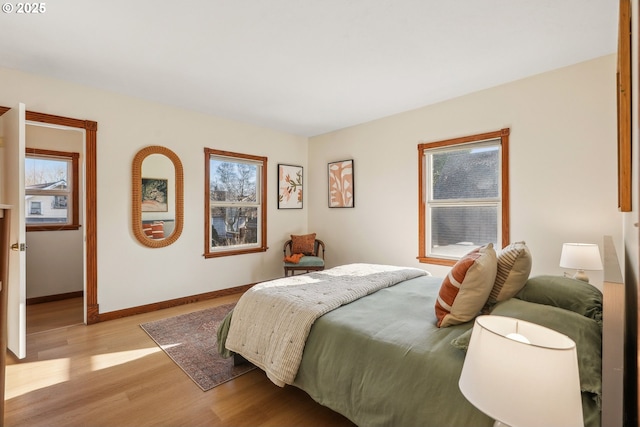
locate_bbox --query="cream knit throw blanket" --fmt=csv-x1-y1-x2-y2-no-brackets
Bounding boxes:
225,263,428,386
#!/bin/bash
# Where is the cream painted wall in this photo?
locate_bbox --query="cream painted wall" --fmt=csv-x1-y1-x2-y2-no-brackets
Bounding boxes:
25,125,84,298
0,53,621,313
309,55,622,286
0,67,308,313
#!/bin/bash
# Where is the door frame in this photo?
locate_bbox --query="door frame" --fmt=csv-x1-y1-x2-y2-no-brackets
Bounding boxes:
0,107,99,324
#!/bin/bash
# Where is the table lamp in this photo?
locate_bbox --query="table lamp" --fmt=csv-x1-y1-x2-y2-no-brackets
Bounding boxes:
559,243,603,283
459,315,583,427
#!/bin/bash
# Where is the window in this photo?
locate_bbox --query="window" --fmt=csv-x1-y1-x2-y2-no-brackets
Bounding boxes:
30,201,42,215
418,129,509,266
204,148,267,258
25,148,80,231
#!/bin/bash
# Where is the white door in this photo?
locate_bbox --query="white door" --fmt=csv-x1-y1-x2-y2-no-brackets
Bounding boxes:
3,103,27,359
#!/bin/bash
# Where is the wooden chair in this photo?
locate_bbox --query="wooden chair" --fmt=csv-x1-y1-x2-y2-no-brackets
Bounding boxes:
283,239,325,277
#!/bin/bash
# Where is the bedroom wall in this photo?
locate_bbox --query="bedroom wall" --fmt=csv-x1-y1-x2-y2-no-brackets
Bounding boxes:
0,54,621,314
308,55,621,288
0,66,308,313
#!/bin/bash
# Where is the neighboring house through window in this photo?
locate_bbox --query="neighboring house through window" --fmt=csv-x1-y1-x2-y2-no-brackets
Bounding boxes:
204,148,267,258
25,148,80,231
418,128,510,266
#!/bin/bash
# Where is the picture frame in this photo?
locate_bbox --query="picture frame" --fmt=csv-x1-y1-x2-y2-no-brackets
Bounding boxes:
328,159,354,208
278,164,303,209
141,178,168,212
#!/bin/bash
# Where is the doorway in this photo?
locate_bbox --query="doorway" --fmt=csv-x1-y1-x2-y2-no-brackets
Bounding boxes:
24,123,85,332
0,105,99,332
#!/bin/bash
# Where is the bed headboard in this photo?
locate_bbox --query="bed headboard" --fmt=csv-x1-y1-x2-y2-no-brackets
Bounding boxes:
601,235,624,426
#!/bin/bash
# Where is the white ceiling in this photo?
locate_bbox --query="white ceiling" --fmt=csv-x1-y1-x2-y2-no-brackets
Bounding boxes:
0,0,618,136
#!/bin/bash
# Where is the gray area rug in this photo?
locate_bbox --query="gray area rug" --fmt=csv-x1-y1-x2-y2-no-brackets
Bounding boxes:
140,303,255,391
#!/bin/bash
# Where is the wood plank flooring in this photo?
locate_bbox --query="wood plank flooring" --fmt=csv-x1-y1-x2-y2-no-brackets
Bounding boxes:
5,295,355,426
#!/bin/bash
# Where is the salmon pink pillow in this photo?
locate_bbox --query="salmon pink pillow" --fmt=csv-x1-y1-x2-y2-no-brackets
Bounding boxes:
435,244,497,327
151,222,164,239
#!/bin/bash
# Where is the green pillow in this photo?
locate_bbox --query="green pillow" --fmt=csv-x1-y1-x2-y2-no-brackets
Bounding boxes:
515,275,602,325
451,298,602,408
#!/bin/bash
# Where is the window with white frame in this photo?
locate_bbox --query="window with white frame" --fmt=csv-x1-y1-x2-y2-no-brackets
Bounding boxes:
418,129,510,265
29,201,42,215
25,148,80,231
204,148,267,258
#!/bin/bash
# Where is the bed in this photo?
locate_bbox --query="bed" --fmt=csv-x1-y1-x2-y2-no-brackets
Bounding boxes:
217,255,605,427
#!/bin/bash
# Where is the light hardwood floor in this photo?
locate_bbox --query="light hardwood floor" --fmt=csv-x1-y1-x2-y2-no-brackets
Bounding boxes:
5,295,355,427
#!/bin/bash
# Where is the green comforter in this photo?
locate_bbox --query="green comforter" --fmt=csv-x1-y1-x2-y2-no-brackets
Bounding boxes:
292,275,491,427
219,275,601,427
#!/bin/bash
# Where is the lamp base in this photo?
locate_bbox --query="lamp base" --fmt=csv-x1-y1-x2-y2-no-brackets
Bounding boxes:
571,269,590,283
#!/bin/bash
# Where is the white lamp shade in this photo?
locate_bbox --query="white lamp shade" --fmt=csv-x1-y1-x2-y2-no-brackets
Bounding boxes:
459,316,583,427
559,243,603,271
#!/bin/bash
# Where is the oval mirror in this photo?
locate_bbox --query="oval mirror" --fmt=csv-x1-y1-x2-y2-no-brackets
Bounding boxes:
132,145,184,248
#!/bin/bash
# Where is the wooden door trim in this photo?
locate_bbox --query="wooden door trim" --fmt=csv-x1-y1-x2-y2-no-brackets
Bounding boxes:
0,106,99,324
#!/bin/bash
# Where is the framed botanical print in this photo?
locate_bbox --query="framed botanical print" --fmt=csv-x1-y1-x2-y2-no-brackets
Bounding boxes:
278,164,303,209
328,159,354,208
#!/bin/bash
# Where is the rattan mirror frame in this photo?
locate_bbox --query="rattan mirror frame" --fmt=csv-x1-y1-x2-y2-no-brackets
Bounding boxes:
132,145,184,248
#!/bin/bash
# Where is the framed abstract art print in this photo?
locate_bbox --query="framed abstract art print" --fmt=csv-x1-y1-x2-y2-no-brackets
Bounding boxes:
328,159,354,208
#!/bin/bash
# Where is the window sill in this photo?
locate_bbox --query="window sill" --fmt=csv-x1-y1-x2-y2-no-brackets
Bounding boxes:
27,224,81,232
204,246,268,258
417,256,457,267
